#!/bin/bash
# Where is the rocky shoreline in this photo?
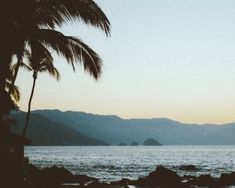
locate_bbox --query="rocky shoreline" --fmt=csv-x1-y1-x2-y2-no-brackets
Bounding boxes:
4,164,235,188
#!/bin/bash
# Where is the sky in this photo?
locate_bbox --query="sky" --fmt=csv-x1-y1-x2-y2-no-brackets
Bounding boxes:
16,0,235,124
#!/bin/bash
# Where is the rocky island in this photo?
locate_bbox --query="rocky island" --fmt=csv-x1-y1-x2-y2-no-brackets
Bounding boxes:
143,138,161,146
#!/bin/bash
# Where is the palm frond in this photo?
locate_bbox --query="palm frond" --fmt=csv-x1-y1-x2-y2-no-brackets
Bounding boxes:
11,85,21,102
39,64,61,81
24,49,33,63
33,29,75,66
36,0,111,35
68,36,102,80
6,64,14,81
5,82,20,102
29,40,54,70
33,29,102,79
27,41,61,81
12,61,32,72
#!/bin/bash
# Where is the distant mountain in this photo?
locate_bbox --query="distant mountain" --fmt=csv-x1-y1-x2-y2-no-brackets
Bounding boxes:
10,112,108,146
32,109,235,145
143,138,161,146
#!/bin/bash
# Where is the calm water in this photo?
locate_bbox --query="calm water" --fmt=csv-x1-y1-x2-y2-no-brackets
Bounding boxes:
25,146,235,182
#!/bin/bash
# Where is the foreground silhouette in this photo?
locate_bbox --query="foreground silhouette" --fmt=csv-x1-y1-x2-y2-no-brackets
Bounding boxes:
0,0,111,186
21,47,60,137
1,164,234,188
0,132,30,188
0,0,110,131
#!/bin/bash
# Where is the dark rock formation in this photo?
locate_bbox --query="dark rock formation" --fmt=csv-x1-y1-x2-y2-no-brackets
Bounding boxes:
118,142,127,146
187,174,219,187
26,164,44,185
143,138,161,146
87,181,110,188
73,174,97,186
131,166,183,187
42,166,74,184
220,172,235,185
110,178,130,187
26,164,97,187
179,165,197,171
129,142,138,146
24,163,235,188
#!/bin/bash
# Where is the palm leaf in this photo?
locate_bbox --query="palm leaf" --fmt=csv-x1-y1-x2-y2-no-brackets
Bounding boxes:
12,61,32,72
29,40,54,70
36,0,111,35
27,42,61,81
39,63,60,81
32,29,75,66
67,36,102,80
5,81,20,102
32,29,102,79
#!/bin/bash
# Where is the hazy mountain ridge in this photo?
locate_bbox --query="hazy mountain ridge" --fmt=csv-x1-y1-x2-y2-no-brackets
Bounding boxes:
11,112,108,146
32,109,235,145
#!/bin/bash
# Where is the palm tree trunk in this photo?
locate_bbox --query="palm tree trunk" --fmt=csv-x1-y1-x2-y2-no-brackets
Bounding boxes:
8,54,22,95
22,72,37,137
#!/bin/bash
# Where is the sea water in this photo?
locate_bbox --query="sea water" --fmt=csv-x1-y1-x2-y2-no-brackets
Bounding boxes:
25,146,235,182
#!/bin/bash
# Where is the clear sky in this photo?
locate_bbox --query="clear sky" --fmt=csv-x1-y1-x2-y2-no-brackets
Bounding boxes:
16,0,235,124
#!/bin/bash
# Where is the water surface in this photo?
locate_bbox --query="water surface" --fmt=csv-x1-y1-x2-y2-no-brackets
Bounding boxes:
25,146,235,182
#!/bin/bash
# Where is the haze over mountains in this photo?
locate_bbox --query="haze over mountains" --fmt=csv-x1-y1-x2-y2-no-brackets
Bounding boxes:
11,109,235,145
11,112,107,146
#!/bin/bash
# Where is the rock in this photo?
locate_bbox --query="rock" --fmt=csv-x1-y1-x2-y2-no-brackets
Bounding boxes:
143,138,161,146
42,165,74,184
73,174,97,186
179,165,197,171
220,172,235,185
129,142,138,146
148,166,182,187
25,164,44,184
130,166,183,187
182,175,195,183
110,178,130,186
118,143,127,146
130,177,147,187
87,181,109,188
26,164,98,187
189,174,218,187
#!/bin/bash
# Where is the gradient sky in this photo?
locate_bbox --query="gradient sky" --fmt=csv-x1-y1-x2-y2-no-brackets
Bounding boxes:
16,0,235,124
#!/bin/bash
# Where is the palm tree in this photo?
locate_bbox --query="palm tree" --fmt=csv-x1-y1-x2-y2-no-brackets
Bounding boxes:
6,82,20,103
6,67,21,103
22,46,60,137
0,0,111,132
16,0,110,79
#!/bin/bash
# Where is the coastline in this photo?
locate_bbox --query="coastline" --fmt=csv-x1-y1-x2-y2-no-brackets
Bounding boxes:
25,145,235,182
18,164,235,188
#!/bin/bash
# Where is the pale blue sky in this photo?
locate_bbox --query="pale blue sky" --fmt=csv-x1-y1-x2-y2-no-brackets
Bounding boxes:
17,0,235,123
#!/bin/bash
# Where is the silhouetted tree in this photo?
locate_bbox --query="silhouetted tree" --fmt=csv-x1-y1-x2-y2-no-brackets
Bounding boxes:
0,0,110,133
20,45,60,137
6,68,21,103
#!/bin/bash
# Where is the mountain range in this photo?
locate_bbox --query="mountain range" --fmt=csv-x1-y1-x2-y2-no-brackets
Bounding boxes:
11,112,107,145
11,109,235,145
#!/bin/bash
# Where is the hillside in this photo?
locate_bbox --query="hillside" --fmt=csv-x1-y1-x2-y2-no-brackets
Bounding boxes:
32,109,235,145
11,112,108,146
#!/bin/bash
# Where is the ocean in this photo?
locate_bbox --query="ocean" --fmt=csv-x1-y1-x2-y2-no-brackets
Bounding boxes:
25,146,235,182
